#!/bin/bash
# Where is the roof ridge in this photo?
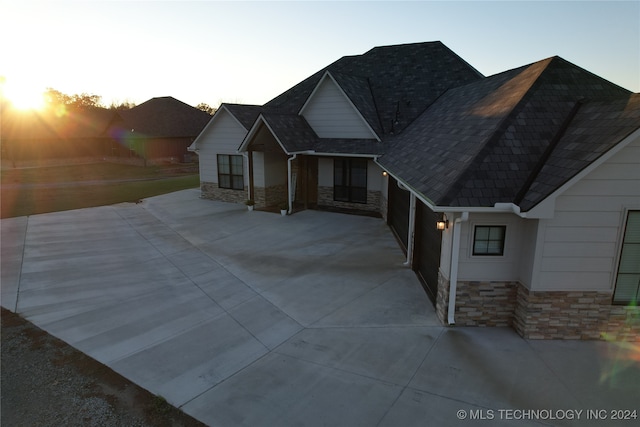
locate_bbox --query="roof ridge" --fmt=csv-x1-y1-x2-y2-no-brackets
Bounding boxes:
513,99,584,205
438,60,551,205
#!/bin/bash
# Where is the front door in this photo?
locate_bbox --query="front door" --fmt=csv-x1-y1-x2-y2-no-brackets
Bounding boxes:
296,156,318,209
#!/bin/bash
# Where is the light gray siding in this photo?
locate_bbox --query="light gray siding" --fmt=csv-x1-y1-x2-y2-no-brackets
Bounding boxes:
301,77,377,139
457,213,526,282
197,109,248,184
533,136,640,292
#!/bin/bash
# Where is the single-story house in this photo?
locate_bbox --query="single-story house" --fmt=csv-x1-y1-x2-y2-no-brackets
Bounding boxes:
189,41,640,340
108,96,212,161
1,96,210,163
1,107,116,161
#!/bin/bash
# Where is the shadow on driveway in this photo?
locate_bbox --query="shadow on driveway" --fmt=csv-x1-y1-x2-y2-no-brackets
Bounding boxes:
2,189,638,426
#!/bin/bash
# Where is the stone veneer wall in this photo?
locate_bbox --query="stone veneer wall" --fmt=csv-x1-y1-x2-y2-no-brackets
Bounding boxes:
435,273,639,340
264,184,288,209
201,181,246,203
318,186,382,214
434,274,517,327
455,281,518,327
514,286,639,341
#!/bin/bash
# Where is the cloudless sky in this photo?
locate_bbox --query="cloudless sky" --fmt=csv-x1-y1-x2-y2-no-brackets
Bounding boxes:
1,0,638,108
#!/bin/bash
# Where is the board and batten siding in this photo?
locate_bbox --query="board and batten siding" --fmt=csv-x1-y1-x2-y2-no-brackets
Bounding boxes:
301,77,377,139
197,109,248,184
533,137,640,292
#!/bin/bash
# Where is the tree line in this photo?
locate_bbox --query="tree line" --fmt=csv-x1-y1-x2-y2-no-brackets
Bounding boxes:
23,88,216,115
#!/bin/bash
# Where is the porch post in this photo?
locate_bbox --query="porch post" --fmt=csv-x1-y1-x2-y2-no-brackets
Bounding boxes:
247,150,254,202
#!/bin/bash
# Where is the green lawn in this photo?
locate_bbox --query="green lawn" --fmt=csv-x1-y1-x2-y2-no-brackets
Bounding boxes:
1,162,200,218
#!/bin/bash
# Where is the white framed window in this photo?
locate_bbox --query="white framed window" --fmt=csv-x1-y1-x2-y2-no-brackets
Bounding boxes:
613,210,640,305
472,225,506,256
217,154,243,190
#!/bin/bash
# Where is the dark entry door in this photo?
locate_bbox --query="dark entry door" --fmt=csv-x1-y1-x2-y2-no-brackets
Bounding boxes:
388,177,410,252
413,202,441,305
297,156,318,209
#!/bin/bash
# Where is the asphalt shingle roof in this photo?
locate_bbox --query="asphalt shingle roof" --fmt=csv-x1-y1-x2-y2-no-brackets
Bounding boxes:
266,41,483,136
378,56,638,209
519,93,640,210
223,104,264,130
223,41,639,211
118,96,211,138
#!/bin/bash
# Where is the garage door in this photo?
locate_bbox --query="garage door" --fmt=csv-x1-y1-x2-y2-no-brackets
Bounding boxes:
387,177,410,252
413,202,441,305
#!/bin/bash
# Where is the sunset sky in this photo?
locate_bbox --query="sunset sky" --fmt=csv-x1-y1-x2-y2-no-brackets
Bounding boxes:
1,1,638,109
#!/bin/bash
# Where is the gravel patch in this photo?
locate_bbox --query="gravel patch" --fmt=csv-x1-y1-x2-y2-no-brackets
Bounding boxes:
1,308,206,427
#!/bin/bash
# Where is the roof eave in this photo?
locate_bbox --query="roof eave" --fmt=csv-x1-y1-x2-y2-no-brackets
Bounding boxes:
237,114,291,155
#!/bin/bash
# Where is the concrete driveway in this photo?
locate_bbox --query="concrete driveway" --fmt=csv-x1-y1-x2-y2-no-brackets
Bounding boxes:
2,189,638,426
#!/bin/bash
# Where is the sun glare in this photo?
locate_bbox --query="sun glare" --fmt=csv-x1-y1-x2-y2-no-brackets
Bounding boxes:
1,77,45,111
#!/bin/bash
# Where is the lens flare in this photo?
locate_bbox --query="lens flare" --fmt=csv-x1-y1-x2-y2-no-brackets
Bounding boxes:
599,301,640,386
1,77,45,111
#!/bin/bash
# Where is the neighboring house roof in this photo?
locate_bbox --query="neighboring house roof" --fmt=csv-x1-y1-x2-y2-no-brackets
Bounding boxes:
117,96,211,138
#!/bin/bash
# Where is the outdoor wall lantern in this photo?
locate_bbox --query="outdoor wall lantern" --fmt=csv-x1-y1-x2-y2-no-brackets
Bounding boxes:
382,171,388,177
436,214,449,230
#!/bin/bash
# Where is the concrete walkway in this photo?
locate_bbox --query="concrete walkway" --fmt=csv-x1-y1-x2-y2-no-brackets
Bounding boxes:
1,189,638,426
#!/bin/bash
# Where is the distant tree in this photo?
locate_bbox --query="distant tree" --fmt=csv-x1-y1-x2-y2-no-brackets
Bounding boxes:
109,100,136,110
196,102,216,115
43,88,103,111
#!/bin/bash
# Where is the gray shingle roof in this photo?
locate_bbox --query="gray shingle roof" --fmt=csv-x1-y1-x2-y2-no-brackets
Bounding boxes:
228,42,638,211
266,41,483,136
223,104,264,129
378,56,638,210
260,112,318,152
118,96,211,138
257,112,382,155
519,93,640,210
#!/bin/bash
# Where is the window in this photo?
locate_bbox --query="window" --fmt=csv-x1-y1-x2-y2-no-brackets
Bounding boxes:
334,158,367,204
613,211,640,305
473,225,506,256
217,154,243,190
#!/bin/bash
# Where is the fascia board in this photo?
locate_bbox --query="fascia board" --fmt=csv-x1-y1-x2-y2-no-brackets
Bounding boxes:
191,105,244,149
310,152,378,158
375,159,525,217
298,70,331,115
299,71,381,142
237,114,291,155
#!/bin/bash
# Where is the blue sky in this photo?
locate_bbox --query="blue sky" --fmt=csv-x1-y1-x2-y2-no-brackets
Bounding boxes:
1,1,638,109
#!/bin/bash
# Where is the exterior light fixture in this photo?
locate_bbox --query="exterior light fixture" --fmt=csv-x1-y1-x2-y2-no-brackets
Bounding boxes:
436,214,449,230
382,171,388,177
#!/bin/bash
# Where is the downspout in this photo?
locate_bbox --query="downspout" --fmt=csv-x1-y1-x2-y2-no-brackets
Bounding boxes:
396,179,416,265
287,154,297,214
404,192,416,266
448,211,469,325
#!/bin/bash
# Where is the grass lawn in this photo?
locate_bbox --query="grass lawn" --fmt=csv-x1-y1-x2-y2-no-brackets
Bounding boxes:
1,162,200,218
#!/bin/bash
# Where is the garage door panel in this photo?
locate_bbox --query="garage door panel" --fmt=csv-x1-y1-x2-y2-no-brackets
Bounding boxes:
388,178,410,251
414,203,441,305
